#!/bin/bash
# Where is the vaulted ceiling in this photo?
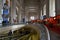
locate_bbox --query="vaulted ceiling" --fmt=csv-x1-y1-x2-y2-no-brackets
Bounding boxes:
24,0,40,6
23,0,41,20
24,0,40,12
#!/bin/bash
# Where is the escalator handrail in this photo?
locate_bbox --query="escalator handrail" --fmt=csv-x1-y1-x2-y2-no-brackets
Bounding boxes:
44,25,50,40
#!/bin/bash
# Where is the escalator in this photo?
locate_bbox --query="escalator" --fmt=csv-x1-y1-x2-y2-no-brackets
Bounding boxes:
0,24,50,40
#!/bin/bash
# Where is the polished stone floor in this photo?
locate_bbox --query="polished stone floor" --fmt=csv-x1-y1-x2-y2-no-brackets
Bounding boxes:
50,31,60,40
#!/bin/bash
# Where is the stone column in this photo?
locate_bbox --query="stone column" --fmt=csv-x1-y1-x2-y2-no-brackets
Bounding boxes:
18,0,25,23
55,0,60,15
0,0,3,24
46,0,49,18
10,0,16,24
18,7,22,23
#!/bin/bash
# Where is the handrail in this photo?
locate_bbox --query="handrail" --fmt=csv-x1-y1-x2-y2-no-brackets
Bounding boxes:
44,25,50,40
35,24,50,40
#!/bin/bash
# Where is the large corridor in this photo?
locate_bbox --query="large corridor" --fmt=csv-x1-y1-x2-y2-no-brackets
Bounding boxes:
0,0,60,40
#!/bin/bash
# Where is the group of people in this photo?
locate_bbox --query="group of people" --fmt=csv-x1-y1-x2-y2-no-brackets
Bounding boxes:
2,21,9,26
